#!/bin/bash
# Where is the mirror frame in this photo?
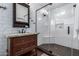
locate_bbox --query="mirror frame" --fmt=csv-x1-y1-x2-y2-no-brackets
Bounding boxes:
13,3,30,28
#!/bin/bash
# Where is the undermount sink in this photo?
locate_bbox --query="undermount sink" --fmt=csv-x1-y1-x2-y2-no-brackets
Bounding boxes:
7,32,38,38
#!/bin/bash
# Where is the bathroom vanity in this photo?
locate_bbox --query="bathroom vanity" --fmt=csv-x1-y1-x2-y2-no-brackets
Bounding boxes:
7,33,38,56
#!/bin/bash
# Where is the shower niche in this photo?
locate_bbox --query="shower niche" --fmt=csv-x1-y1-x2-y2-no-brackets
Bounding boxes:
13,3,30,28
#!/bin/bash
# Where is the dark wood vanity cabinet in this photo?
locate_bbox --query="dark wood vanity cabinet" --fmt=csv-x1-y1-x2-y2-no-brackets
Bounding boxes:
7,34,37,56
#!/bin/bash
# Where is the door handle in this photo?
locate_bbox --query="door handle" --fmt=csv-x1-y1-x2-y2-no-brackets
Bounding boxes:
68,26,70,35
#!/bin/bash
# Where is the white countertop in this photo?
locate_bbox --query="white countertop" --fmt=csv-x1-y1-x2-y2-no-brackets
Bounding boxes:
6,32,38,38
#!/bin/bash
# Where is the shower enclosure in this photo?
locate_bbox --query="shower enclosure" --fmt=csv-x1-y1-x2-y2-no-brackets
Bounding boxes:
36,3,79,56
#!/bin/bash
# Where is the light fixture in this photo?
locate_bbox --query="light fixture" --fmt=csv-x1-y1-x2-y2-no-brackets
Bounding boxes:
40,9,48,16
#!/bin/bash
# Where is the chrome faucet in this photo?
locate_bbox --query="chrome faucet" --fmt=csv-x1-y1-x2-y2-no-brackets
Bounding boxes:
18,29,26,33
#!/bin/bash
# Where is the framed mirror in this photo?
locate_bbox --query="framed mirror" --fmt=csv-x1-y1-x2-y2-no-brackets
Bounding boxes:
13,3,30,28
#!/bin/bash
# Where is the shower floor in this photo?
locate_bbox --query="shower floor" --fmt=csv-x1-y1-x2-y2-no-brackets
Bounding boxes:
37,44,79,56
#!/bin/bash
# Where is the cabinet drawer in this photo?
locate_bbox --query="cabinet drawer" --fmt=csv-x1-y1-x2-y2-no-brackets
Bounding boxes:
12,45,36,56
12,39,36,47
12,35,37,44
12,44,29,53
12,37,29,43
12,41,36,53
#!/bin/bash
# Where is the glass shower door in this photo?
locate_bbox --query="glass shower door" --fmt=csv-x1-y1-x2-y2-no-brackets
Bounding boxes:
37,5,51,52
52,4,75,56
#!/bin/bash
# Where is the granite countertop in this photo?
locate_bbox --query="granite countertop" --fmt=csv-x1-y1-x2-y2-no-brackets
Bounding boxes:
6,32,39,38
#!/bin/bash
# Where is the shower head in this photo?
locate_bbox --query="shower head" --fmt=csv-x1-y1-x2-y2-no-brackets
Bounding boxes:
49,3,53,5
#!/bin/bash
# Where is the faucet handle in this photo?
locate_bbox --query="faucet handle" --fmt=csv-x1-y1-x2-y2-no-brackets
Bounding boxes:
22,28,26,33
